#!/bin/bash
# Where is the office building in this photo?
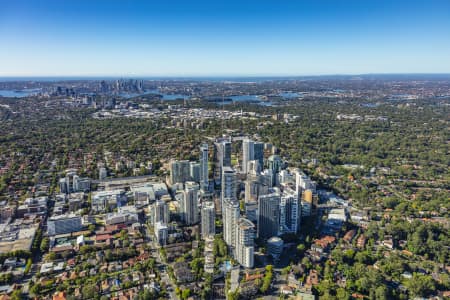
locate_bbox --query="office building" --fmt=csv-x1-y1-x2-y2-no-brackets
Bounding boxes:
47,213,82,236
154,200,169,224
59,178,68,194
17,197,48,218
295,170,317,195
72,175,90,192
185,181,199,191
268,155,283,174
201,201,215,239
267,236,284,261
189,162,201,182
301,201,312,217
106,206,139,225
181,186,199,225
91,189,127,213
258,190,281,239
221,167,237,202
247,160,261,175
155,222,168,246
244,179,260,203
216,138,232,168
278,170,293,185
199,143,209,191
243,139,264,174
280,189,301,234
302,188,318,208
242,138,254,174
235,218,255,268
64,169,77,194
253,142,264,167
261,169,274,187
214,137,231,182
170,160,191,185
244,200,258,222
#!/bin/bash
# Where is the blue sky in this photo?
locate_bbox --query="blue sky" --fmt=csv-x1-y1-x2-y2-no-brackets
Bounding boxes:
1,0,450,76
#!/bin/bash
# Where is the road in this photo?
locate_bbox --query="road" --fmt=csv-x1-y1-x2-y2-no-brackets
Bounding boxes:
145,224,178,299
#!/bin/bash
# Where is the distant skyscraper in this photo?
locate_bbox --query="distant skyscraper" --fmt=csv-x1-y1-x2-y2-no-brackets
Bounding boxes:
199,143,209,191
170,160,191,184
154,200,169,225
201,201,215,239
221,167,237,202
235,218,255,268
223,198,240,248
280,189,301,234
181,186,199,225
258,190,281,239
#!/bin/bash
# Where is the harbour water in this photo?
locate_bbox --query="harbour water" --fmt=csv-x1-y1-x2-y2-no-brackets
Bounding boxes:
0,89,41,97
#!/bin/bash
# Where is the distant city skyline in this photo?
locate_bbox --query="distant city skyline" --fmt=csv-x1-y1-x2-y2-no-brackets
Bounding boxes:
1,0,450,76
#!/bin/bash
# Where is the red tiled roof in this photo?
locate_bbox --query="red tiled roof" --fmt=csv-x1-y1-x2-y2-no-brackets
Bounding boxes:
95,234,113,241
314,236,336,248
53,292,67,300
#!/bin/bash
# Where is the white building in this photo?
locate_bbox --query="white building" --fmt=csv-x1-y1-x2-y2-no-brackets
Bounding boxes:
223,198,240,248
242,138,254,174
235,218,255,268
328,208,347,222
105,205,139,225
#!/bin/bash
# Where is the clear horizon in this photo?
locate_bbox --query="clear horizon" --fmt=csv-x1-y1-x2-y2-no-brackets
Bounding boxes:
1,0,450,76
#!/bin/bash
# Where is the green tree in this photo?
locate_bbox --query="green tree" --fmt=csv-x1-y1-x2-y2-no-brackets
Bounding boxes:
405,274,435,298
181,289,191,300
82,284,97,299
